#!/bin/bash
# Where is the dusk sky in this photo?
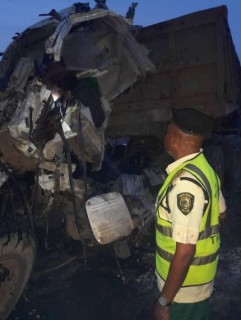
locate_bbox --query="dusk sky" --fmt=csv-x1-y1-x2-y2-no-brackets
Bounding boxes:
0,0,241,60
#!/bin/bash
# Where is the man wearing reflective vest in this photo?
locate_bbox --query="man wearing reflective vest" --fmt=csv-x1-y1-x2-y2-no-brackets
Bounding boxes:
153,108,227,320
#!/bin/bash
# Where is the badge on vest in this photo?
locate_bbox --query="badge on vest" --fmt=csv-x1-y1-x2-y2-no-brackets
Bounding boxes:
177,192,194,215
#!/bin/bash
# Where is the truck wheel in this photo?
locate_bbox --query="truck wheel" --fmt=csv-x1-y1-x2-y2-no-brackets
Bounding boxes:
0,232,35,320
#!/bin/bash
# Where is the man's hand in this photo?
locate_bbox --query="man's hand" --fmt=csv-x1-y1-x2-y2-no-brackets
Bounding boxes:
153,301,170,320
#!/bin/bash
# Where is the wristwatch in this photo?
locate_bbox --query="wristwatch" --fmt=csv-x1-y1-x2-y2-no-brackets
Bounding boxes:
158,295,169,307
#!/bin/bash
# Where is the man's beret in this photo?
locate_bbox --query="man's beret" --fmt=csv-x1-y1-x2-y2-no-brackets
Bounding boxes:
172,108,215,135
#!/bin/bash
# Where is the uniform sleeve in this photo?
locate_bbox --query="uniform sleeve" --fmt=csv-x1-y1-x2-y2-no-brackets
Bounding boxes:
219,189,226,213
168,177,206,244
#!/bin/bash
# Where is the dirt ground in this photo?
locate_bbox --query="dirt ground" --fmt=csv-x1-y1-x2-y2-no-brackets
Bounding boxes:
8,194,241,320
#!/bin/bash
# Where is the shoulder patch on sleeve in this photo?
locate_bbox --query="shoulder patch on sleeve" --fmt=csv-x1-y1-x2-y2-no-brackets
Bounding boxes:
177,192,194,215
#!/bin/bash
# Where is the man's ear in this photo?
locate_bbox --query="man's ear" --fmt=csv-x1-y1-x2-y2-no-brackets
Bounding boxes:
172,131,180,146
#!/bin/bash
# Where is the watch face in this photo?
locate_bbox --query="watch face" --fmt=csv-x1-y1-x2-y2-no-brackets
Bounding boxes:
158,296,167,307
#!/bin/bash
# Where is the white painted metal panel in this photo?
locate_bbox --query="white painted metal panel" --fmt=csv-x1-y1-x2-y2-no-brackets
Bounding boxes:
86,192,134,244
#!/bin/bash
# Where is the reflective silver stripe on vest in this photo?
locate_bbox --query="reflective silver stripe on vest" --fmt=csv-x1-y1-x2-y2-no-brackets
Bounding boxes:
198,224,219,240
156,246,219,266
156,224,219,240
156,224,172,237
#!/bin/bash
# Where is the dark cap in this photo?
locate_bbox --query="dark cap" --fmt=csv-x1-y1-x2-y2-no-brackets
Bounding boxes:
172,108,215,135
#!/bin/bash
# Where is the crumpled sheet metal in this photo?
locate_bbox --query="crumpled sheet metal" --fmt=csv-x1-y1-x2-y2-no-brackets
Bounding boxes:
8,57,34,93
44,9,130,59
38,163,76,192
0,57,35,100
7,79,52,157
0,5,156,190
0,129,37,173
44,8,155,100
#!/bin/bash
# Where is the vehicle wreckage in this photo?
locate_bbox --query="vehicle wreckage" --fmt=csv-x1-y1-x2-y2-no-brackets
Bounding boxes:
0,2,240,319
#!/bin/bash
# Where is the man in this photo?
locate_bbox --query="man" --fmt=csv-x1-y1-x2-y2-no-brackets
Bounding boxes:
153,108,227,320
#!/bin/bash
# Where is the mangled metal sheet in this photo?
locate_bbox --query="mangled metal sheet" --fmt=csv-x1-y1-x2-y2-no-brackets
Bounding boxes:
0,6,155,101
0,128,37,173
44,8,155,100
0,4,155,187
38,163,76,192
8,79,51,157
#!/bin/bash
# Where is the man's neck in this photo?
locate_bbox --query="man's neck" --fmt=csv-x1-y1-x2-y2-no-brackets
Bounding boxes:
174,148,201,160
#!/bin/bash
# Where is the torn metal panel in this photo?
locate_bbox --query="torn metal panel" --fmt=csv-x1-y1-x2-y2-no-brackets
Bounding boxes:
42,133,63,161
8,80,51,133
8,80,52,157
0,5,155,178
45,9,129,60
64,106,103,165
0,57,35,100
0,24,56,83
38,163,76,192
8,57,34,93
0,129,37,173
44,9,155,100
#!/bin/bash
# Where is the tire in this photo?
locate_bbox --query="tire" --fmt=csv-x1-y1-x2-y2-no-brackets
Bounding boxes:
0,232,35,320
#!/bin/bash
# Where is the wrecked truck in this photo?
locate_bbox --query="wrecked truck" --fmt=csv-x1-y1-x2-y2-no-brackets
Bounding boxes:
0,3,240,319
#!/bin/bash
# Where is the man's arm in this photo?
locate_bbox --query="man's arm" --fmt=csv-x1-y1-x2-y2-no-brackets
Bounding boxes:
219,210,227,222
219,189,227,222
162,242,196,301
153,242,196,320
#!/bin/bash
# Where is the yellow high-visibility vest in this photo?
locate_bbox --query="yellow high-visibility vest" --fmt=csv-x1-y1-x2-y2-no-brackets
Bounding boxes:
155,152,220,286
